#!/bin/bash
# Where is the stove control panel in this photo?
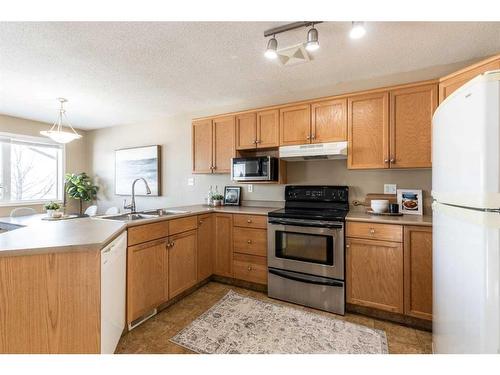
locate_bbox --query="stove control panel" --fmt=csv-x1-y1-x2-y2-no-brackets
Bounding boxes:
285,185,348,203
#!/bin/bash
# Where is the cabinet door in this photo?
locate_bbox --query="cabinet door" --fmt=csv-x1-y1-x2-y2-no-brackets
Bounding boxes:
127,238,169,324
390,84,437,168
279,104,311,146
347,92,389,169
213,115,235,173
192,119,213,174
311,98,347,143
439,58,500,103
404,226,433,320
346,237,403,313
235,113,257,150
197,214,214,281
256,109,279,148
214,213,233,277
168,229,197,298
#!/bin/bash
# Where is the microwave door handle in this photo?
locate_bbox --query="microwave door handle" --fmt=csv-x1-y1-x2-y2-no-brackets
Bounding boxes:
268,268,344,287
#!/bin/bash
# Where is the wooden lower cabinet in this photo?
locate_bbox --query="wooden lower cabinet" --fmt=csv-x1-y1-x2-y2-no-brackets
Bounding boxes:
168,229,198,298
197,214,214,281
233,253,267,285
127,238,169,324
214,213,233,277
404,226,433,320
346,237,404,313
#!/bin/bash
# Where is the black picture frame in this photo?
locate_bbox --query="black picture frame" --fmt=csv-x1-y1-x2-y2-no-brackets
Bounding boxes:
224,186,241,206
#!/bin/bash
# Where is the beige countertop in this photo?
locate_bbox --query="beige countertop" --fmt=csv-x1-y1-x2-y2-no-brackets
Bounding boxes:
346,211,432,226
0,205,280,256
0,214,126,257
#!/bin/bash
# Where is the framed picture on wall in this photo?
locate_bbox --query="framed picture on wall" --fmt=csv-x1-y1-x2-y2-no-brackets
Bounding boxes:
397,189,423,215
115,145,161,196
224,186,241,206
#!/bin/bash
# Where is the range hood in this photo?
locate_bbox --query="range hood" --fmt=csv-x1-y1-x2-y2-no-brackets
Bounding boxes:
279,141,347,161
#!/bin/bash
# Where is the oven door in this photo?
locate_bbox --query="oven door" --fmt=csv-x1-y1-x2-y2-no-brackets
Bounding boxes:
267,218,344,280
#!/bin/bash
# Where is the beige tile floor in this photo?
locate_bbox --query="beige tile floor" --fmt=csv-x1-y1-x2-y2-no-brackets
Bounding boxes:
116,281,432,354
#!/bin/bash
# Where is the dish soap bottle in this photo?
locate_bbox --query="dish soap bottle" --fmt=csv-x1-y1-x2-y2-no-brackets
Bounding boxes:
207,185,213,206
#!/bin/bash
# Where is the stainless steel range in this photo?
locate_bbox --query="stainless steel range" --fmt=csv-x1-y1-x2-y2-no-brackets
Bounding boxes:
267,185,349,315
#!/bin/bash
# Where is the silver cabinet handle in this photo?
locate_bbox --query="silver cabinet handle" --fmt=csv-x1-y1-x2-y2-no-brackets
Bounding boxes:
390,158,396,163
199,220,203,225
247,265,252,271
170,241,175,247
306,135,311,140
346,244,350,248
369,228,375,234
247,240,252,244
384,159,389,163
311,134,316,140
247,219,252,223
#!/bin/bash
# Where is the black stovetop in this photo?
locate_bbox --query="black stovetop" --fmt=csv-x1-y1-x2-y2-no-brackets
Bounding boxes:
268,185,349,222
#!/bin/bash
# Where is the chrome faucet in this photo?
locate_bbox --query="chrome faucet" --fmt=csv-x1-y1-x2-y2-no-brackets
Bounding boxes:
123,178,152,213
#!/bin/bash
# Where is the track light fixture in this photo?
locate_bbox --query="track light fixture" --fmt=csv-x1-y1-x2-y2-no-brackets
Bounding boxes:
264,35,278,59
305,24,320,52
350,21,366,39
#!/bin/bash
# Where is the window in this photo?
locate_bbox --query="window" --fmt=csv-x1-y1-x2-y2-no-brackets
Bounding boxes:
0,133,64,205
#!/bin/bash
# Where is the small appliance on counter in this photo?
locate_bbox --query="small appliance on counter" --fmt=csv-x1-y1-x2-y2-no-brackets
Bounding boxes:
267,185,349,315
231,156,279,182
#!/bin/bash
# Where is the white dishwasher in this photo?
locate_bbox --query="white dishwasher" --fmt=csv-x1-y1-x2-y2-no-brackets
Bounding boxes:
100,231,127,354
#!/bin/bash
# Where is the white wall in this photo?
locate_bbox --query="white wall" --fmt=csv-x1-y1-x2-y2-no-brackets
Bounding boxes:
0,114,89,216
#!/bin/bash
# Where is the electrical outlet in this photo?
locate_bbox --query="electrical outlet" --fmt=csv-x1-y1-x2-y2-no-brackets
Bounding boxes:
247,184,253,193
187,177,194,186
384,184,397,194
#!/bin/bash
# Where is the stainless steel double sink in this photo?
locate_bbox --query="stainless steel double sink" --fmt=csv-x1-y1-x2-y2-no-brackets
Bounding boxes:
98,209,189,222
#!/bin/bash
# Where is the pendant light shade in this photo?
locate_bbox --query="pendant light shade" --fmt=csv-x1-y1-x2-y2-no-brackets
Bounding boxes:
40,98,82,144
305,26,319,51
350,21,366,39
264,36,278,59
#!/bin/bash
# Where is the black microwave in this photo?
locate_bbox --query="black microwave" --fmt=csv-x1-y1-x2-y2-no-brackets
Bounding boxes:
231,156,279,182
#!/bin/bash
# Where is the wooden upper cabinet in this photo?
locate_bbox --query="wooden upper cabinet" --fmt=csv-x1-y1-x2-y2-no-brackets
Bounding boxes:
439,56,500,103
212,115,235,174
214,213,233,277
256,109,279,148
279,104,311,146
192,119,213,174
311,99,347,143
197,214,214,282
390,84,437,169
168,229,198,298
346,237,404,313
404,226,433,321
347,92,389,169
235,113,257,150
127,238,169,324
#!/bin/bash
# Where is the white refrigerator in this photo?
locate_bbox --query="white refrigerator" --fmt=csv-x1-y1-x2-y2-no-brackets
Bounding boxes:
432,70,500,353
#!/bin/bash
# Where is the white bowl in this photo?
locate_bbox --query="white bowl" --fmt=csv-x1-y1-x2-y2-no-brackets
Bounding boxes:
371,200,389,213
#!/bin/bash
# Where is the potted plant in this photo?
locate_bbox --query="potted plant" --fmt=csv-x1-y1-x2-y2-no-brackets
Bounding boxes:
65,172,99,215
44,201,60,217
212,193,224,206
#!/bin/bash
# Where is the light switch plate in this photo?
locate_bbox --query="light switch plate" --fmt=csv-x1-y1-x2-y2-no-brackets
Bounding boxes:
247,184,253,193
187,177,194,186
384,184,397,194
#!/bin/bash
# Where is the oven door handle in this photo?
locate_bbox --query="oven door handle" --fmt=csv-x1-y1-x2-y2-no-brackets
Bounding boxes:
268,218,343,229
269,268,344,287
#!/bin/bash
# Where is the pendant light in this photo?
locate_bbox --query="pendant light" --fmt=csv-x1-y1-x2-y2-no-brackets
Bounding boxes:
40,98,82,144
264,35,278,59
350,21,366,39
305,24,320,51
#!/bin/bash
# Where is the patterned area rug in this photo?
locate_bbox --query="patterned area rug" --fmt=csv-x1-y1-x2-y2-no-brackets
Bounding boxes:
170,290,388,354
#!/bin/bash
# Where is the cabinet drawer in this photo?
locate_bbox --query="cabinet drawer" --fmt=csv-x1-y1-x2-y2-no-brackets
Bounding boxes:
347,221,402,242
169,215,198,235
128,221,169,246
233,227,267,257
233,253,267,285
233,214,267,229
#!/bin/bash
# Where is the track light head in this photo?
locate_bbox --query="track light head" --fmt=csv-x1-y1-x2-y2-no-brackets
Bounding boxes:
350,21,366,39
305,26,319,51
264,36,278,59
